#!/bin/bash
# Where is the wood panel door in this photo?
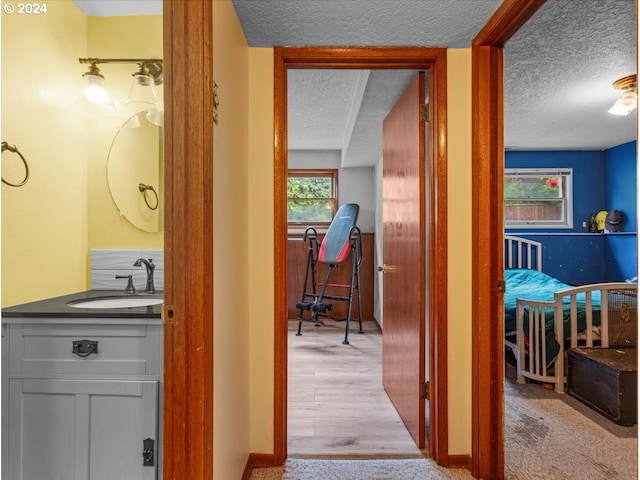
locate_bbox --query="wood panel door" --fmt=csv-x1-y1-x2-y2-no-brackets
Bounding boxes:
381,72,426,448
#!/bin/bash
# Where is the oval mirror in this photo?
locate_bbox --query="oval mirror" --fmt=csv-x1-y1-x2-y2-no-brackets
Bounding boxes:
107,109,164,233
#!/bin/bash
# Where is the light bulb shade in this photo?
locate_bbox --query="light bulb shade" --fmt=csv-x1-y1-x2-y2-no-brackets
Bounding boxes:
83,74,111,104
126,73,161,111
620,90,637,110
146,107,164,127
122,112,142,129
609,91,638,115
75,74,115,117
608,98,629,115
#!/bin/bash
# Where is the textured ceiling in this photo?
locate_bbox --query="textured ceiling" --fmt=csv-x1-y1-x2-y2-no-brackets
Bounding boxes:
288,70,368,151
288,69,419,167
232,0,502,167
234,0,637,165
232,0,502,48
504,0,636,150
74,0,638,164
341,70,424,167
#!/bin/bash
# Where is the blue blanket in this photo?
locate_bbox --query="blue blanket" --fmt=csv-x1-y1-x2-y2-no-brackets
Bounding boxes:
504,269,601,365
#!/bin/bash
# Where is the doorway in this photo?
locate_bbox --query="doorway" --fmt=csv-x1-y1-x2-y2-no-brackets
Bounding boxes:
273,47,449,465
472,1,637,478
470,1,544,475
286,69,428,457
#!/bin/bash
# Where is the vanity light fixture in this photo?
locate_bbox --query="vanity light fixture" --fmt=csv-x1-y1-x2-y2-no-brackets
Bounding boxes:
126,63,162,111
608,74,637,115
145,108,164,128
81,63,111,104
78,58,163,120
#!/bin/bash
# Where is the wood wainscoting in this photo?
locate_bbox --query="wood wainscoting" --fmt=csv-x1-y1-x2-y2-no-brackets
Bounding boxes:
287,232,375,321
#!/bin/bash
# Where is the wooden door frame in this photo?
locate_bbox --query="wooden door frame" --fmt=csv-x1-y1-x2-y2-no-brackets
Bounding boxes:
163,1,214,479
273,47,449,465
158,0,546,476
470,1,546,478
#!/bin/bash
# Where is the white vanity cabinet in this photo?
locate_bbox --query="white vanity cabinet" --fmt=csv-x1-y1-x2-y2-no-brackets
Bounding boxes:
2,316,163,480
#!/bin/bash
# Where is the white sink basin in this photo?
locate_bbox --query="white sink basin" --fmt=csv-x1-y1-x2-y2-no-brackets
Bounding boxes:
67,295,164,309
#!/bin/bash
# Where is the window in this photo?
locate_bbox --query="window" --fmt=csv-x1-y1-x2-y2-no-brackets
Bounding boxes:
288,169,338,225
504,168,573,228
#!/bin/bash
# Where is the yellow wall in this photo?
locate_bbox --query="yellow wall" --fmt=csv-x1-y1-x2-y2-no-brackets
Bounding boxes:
86,15,163,249
211,1,251,478
1,3,162,308
446,49,472,454
1,0,88,306
248,48,276,454
243,49,474,456
2,0,474,462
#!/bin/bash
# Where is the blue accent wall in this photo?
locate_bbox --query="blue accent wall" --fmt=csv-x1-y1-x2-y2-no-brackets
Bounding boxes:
506,142,637,284
505,150,606,233
605,141,637,231
604,141,637,281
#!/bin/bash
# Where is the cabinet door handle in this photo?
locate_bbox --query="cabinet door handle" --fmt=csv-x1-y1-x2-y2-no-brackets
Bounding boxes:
143,438,155,466
72,339,99,358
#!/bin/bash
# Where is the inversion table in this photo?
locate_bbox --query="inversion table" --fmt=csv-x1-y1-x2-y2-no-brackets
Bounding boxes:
295,203,363,345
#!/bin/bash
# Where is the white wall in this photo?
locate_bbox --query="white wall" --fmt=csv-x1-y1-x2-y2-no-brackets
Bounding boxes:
374,157,384,325
288,150,375,232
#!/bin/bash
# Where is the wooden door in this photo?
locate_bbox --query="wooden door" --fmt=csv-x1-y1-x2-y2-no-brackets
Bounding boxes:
381,72,426,448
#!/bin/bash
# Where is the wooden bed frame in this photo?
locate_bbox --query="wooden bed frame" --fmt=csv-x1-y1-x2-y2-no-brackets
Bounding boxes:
504,236,637,393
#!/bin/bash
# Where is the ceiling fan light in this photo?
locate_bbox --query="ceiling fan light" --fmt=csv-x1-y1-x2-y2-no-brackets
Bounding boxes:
609,74,637,115
608,98,630,115
619,89,637,110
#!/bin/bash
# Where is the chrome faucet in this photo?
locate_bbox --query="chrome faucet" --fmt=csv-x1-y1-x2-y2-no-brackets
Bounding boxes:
134,258,156,293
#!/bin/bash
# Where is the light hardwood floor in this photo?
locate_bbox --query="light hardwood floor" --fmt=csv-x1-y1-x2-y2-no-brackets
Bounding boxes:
288,318,429,458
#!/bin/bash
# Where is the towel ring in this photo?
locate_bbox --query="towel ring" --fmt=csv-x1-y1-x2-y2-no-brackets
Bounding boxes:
139,183,159,210
1,141,30,187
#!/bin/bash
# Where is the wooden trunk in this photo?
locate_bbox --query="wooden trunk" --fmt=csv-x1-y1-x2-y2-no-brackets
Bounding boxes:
567,348,637,426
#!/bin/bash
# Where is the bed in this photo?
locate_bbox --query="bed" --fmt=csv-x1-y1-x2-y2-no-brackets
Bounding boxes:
504,236,637,393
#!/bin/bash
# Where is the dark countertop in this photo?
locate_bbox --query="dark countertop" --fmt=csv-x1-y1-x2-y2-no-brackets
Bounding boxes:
2,290,163,320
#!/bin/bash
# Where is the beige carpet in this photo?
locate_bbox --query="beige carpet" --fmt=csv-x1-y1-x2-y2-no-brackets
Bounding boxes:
504,367,637,479
249,458,473,479
250,367,637,479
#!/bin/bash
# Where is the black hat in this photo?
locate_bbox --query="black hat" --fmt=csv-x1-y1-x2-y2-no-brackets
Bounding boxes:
605,210,623,232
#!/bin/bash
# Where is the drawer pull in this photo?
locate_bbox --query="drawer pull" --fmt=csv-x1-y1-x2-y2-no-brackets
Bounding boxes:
72,339,99,358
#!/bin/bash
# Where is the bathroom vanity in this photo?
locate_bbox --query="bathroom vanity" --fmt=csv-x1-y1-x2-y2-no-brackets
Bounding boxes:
2,291,163,480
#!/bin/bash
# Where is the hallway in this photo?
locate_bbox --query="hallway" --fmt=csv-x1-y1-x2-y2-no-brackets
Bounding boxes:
288,318,428,457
